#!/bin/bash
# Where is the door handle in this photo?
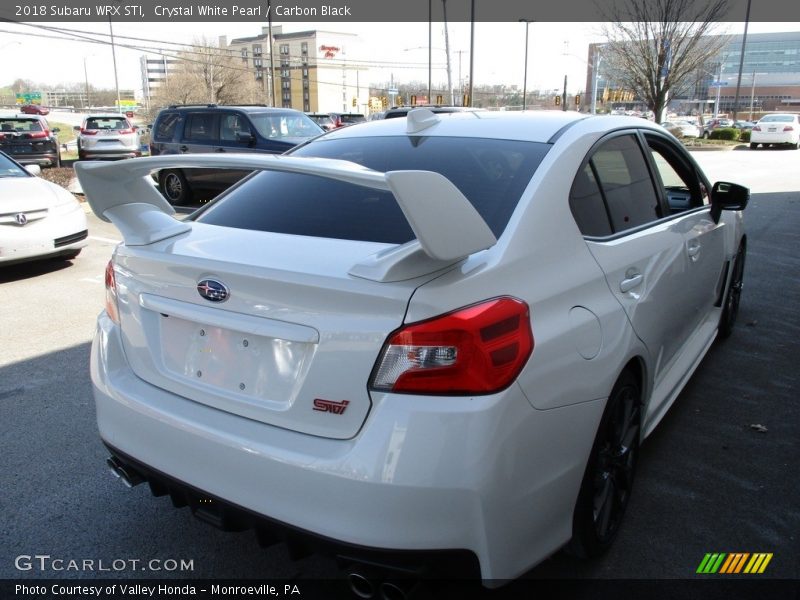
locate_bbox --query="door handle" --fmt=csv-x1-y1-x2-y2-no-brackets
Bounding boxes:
179,145,188,152
687,241,701,260
215,148,225,152
620,272,643,293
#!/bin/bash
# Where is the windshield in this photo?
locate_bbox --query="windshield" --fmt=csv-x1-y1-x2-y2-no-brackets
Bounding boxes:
195,136,550,244
249,112,322,138
85,116,131,130
0,153,30,177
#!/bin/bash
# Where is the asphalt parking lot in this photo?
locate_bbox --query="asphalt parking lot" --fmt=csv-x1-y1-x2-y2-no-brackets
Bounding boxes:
1,149,798,599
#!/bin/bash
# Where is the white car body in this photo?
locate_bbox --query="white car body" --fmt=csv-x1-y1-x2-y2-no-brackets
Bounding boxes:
77,111,747,583
750,113,800,148
0,154,87,264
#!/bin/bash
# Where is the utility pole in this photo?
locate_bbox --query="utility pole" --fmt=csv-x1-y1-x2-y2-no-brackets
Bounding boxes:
519,20,532,111
731,0,752,122
442,0,454,105
562,74,568,111
591,50,602,115
267,0,276,107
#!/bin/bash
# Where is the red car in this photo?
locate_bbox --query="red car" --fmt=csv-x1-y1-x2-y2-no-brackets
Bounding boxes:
20,104,50,116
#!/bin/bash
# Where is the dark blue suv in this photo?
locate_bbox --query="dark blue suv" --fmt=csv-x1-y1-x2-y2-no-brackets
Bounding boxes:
150,104,323,205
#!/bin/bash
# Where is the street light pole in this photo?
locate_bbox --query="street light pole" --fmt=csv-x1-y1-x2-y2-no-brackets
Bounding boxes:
108,17,121,113
519,19,532,111
591,49,602,115
83,57,91,109
749,71,757,121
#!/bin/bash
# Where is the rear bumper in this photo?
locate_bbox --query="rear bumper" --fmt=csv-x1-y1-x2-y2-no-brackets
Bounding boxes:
13,152,59,167
751,132,798,145
80,148,141,159
91,312,603,581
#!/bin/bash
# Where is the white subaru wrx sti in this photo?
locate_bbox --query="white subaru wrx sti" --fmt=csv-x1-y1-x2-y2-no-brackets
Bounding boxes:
76,109,748,586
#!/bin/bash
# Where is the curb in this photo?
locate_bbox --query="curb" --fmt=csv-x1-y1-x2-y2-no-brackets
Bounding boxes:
685,144,748,152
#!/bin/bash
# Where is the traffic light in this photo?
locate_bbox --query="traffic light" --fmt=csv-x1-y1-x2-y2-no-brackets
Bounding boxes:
352,97,357,107
575,94,581,106
381,96,388,109
411,95,417,106
436,95,443,105
554,95,561,106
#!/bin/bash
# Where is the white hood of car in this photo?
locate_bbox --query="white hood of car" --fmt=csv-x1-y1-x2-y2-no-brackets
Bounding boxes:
0,176,76,213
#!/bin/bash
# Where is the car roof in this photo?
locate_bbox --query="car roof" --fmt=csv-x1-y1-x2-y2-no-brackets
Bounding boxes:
317,110,669,144
0,113,45,121
85,113,130,119
163,105,304,114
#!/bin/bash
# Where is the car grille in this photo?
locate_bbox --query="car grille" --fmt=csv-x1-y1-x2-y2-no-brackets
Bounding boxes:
54,230,88,247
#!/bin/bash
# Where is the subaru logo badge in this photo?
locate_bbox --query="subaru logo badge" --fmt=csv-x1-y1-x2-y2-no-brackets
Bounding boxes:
197,279,229,303
14,213,28,226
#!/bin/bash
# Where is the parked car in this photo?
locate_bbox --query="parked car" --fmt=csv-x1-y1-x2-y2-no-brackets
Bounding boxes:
76,109,748,589
75,114,141,161
149,104,323,205
749,113,800,149
661,120,701,138
734,120,756,131
328,112,367,127
701,118,733,138
305,113,336,131
0,114,61,168
0,151,87,265
20,104,50,116
382,105,485,119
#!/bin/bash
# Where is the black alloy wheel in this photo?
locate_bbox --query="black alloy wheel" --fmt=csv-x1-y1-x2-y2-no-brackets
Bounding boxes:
568,370,641,558
719,241,746,339
159,169,192,206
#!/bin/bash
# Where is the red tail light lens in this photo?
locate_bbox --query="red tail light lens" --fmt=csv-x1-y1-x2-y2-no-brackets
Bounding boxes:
116,128,135,134
28,131,48,138
370,297,533,395
753,126,761,131
783,126,794,132
81,128,98,135
105,260,120,324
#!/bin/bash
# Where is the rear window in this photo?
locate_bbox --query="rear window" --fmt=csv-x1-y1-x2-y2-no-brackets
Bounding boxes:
195,136,549,244
759,115,795,123
0,118,43,133
154,112,180,140
85,117,130,130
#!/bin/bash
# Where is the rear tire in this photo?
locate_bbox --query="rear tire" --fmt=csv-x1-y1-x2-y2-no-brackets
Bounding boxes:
159,169,193,205
567,370,641,558
750,143,758,150
718,241,746,339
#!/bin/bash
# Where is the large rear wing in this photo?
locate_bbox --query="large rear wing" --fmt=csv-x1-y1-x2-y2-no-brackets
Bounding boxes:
74,154,497,273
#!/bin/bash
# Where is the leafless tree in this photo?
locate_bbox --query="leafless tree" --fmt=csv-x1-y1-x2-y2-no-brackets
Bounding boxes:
149,37,262,111
599,0,731,122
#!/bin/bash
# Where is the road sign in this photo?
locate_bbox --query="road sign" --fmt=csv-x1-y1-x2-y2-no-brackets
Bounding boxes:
15,92,42,104
709,81,729,87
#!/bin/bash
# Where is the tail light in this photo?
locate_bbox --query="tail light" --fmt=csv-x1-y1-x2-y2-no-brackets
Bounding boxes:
81,128,98,135
27,131,48,139
370,297,533,395
117,128,135,134
783,126,795,132
105,260,120,324
753,126,761,131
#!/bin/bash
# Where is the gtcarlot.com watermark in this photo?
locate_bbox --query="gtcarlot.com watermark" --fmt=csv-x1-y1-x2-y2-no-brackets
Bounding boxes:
15,554,194,573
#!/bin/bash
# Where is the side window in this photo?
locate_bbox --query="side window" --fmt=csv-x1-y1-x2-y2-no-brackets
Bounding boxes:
569,134,661,236
591,134,661,232
569,163,612,237
185,113,215,142
645,135,707,212
220,113,250,141
154,112,179,141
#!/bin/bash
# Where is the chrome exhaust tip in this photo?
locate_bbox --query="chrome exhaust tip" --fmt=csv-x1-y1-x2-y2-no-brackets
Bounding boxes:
348,572,377,599
106,456,144,488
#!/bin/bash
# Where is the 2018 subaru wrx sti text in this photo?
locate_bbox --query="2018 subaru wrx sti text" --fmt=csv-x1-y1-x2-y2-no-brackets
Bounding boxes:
76,109,748,585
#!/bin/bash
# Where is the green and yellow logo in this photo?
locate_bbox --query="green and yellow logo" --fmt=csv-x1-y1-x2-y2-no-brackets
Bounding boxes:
696,553,773,574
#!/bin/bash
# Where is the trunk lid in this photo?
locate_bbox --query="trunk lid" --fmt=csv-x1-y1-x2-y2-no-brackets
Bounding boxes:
113,223,431,439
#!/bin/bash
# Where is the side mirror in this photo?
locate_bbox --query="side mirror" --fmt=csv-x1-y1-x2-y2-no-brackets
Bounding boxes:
710,181,749,223
52,127,60,133
73,125,81,132
235,131,256,146
132,125,138,131
26,165,42,176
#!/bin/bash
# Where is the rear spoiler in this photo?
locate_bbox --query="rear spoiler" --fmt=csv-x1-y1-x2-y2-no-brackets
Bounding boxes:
74,154,497,270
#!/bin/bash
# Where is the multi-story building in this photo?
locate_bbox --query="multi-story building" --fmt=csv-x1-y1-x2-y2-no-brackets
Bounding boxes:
140,55,182,106
224,26,369,113
585,31,800,115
